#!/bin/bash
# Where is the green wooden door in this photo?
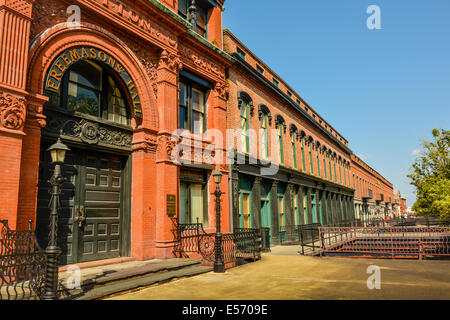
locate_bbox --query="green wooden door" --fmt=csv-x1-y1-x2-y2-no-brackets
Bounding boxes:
37,145,127,264
261,200,271,243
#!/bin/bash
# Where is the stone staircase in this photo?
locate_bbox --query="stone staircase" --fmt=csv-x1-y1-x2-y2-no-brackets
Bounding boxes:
57,258,212,300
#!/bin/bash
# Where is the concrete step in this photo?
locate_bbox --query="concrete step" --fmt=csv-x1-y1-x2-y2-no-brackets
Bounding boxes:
58,259,212,300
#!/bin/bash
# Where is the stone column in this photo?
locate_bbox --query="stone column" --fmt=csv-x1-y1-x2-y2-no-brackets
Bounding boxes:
252,177,262,229
0,0,34,228
270,180,280,245
326,191,333,226
298,186,305,225
154,50,182,258
321,190,328,226
307,187,313,224
285,183,295,241
231,165,240,231
16,93,48,230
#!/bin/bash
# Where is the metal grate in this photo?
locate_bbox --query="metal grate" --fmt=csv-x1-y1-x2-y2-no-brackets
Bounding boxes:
0,220,46,300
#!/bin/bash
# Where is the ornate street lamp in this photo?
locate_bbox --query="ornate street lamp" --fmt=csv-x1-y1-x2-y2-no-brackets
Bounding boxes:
212,169,225,273
42,137,70,300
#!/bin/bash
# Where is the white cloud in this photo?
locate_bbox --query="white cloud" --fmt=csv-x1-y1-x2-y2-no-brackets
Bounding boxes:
411,149,422,156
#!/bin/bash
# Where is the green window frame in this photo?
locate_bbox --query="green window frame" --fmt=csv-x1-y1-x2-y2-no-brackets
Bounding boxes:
240,101,250,153
292,134,297,169
309,143,314,175
301,139,306,172
323,151,328,179
278,125,284,164
329,154,333,181
261,113,269,159
303,189,308,224
339,160,342,184
316,147,321,177
334,157,337,183
239,192,252,228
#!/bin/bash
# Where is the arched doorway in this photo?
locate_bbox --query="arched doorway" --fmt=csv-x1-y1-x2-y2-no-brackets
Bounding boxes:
36,57,134,265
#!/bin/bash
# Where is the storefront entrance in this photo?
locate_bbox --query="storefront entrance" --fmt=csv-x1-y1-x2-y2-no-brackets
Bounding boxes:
36,144,131,265
36,54,134,265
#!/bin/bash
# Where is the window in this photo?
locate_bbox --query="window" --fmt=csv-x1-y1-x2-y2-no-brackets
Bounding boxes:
309,141,314,175
179,81,207,135
178,0,210,38
287,91,292,99
278,125,284,164
237,47,246,59
305,107,309,112
256,65,264,74
240,100,250,153
278,196,285,228
323,150,328,179
316,145,321,177
273,78,279,87
179,182,208,227
296,100,301,106
301,138,306,172
292,134,297,169
260,113,269,159
339,160,343,184
240,193,251,228
334,157,337,183
47,60,131,126
311,190,318,223
329,153,333,181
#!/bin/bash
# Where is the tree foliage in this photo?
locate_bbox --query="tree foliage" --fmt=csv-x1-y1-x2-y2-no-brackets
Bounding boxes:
408,129,450,220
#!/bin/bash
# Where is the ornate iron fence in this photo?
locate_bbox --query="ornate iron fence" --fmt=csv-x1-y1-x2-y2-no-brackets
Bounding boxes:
171,220,262,269
0,220,46,300
319,226,450,259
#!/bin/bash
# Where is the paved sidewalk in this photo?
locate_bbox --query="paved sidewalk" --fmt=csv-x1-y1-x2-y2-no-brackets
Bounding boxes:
105,246,450,300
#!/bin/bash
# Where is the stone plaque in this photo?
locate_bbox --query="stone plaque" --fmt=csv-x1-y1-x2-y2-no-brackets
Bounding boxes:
166,194,176,217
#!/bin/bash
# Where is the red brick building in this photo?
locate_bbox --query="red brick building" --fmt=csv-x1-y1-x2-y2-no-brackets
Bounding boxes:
224,30,356,244
0,0,397,267
0,0,232,265
351,154,395,224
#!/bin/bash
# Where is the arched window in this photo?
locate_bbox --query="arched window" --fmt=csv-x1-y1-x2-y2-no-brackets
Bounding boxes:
238,92,253,153
299,130,306,172
290,124,298,169
47,60,131,126
308,135,314,175
258,105,271,160
275,115,286,164
322,145,328,179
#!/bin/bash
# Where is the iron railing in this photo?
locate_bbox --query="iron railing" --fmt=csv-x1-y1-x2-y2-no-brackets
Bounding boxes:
0,220,46,300
171,220,263,269
319,226,450,259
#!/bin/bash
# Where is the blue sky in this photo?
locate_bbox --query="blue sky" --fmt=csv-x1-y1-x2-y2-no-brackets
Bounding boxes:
223,0,450,207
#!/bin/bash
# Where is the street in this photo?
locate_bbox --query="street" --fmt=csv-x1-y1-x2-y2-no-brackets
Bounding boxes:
105,246,450,300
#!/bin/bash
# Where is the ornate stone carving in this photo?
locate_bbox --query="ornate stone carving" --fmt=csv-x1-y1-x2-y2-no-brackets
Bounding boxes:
159,50,182,73
179,45,225,79
127,41,159,98
0,92,26,131
157,135,180,160
133,136,158,153
215,82,229,100
44,113,132,149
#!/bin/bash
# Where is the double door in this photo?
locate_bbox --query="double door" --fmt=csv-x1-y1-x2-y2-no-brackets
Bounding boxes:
36,144,127,265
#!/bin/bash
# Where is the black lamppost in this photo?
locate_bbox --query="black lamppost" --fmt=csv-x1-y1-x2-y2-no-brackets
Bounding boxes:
42,137,70,300
212,169,225,273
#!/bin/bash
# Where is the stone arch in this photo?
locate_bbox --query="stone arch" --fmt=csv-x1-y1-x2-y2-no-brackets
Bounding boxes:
27,22,159,131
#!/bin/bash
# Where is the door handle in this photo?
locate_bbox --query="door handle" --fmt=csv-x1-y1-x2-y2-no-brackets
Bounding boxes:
74,205,86,227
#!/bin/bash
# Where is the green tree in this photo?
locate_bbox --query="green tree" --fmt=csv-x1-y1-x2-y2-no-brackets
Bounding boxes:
407,129,450,220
